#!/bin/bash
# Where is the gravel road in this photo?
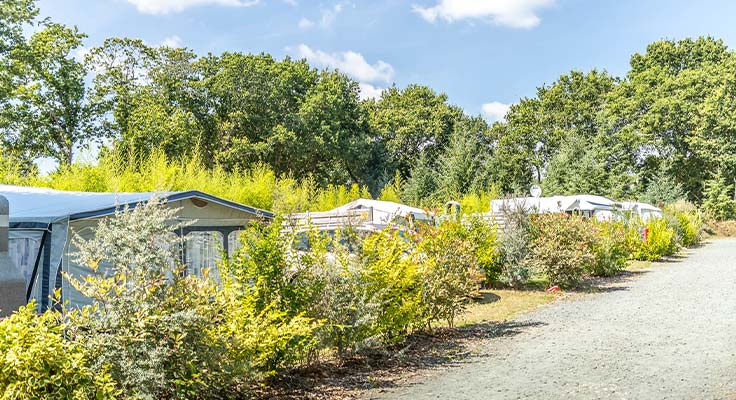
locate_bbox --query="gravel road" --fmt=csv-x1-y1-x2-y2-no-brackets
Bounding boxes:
368,239,736,400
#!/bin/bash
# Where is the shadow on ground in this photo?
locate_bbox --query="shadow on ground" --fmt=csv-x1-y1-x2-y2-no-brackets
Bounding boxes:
253,320,545,400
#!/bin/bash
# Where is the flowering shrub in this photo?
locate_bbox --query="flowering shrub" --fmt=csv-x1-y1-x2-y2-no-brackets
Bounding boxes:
529,214,597,288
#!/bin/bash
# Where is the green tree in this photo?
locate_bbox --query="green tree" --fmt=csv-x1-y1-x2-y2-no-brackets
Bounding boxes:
494,70,615,190
701,170,736,220
434,115,495,201
368,84,463,179
1,19,101,165
603,37,733,200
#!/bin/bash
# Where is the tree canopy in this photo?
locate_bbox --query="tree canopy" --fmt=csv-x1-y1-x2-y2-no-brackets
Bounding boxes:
3,0,736,208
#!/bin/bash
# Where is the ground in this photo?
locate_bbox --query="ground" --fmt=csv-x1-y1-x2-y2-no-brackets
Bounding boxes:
366,239,736,400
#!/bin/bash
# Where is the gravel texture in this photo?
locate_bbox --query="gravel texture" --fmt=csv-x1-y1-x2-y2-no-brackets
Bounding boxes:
367,239,736,400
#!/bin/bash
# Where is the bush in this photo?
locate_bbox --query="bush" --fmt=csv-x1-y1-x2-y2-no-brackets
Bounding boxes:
0,303,117,400
664,204,703,247
494,198,534,286
590,220,629,277
222,220,322,369
414,221,483,329
65,196,247,399
359,230,423,342
627,217,677,261
529,214,597,288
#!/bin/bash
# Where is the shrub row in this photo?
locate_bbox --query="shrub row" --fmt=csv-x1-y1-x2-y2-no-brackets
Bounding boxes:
0,199,704,398
0,200,494,399
489,207,704,288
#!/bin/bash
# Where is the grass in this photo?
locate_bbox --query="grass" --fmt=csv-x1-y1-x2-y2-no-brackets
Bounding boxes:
456,289,559,327
626,259,652,272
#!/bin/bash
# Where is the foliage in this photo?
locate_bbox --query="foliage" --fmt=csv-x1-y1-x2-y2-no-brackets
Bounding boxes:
23,150,371,214
414,221,483,328
590,220,629,277
639,172,686,206
366,84,463,180
665,203,703,247
0,302,118,400
359,230,423,341
493,197,534,286
627,217,678,261
218,223,320,372
64,196,241,399
1,17,102,165
701,171,736,221
494,70,616,191
529,214,597,288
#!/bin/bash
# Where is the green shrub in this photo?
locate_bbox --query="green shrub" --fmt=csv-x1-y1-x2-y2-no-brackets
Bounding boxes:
664,204,703,247
222,220,322,369
590,220,629,277
529,214,597,288
65,196,245,399
310,245,383,357
0,303,118,400
359,230,423,341
414,221,483,329
494,198,534,286
627,217,677,261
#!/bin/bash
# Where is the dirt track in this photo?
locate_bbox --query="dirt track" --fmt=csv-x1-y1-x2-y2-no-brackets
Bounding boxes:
368,239,736,400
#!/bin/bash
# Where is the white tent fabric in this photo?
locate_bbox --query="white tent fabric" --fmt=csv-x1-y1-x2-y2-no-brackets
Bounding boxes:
0,185,162,222
621,201,663,221
0,185,272,310
333,199,433,224
491,194,621,220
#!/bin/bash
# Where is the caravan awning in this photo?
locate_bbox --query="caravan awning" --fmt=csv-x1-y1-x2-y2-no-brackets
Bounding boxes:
0,185,273,224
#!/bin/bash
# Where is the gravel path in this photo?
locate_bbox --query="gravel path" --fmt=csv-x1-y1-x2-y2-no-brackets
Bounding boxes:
368,239,736,400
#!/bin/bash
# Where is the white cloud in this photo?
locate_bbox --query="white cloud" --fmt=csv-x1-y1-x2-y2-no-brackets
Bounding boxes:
358,83,385,100
126,0,260,15
412,0,554,28
319,3,343,27
290,44,394,83
160,35,184,48
481,101,510,123
298,18,315,29
299,3,345,29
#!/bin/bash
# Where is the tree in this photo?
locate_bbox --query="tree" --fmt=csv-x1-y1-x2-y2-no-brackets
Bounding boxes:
367,85,463,179
434,115,495,200
494,70,615,191
1,16,102,165
603,37,733,201
701,170,736,220
542,136,607,196
0,0,38,101
86,38,158,142
639,171,686,206
290,71,372,186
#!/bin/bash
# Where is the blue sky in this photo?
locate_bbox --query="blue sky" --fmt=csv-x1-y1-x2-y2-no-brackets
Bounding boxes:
37,0,736,122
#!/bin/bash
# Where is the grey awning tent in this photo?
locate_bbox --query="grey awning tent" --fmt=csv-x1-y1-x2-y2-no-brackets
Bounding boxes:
1,185,273,310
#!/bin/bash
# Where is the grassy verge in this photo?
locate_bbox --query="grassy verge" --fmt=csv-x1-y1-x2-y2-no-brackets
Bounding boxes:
626,259,652,272
456,289,559,327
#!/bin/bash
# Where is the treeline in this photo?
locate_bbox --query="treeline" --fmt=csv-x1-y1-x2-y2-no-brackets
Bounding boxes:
3,0,736,212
